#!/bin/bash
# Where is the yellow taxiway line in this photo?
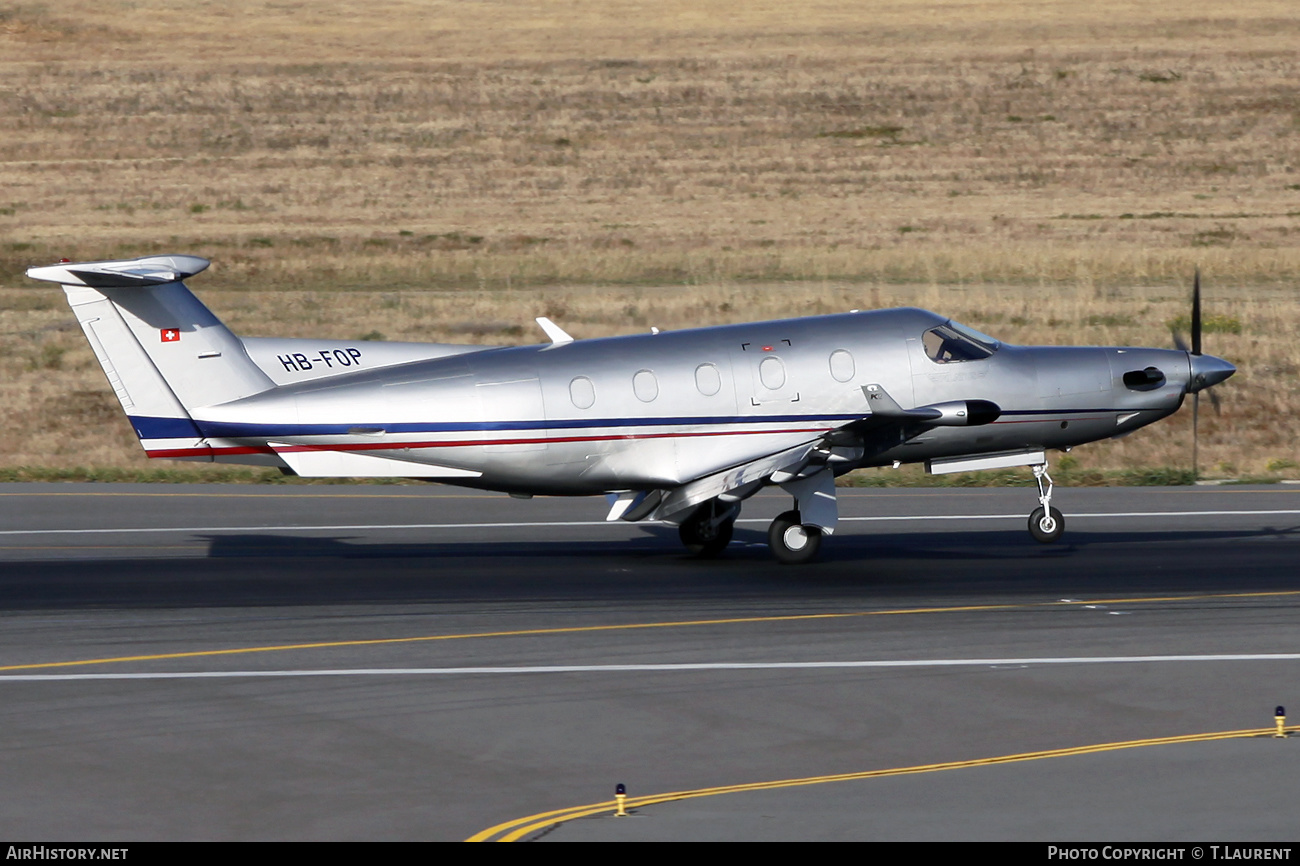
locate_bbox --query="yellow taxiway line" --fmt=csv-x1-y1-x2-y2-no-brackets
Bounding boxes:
468,725,1299,841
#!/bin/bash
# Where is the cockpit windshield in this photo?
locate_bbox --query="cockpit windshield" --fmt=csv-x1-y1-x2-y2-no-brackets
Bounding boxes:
921,320,1000,363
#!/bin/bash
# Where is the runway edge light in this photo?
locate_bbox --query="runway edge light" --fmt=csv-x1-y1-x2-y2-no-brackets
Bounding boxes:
615,783,627,817
1275,706,1287,738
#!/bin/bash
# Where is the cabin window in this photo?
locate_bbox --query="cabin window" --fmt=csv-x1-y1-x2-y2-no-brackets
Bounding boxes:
759,356,786,390
695,363,721,396
633,369,658,403
569,376,596,409
829,349,855,382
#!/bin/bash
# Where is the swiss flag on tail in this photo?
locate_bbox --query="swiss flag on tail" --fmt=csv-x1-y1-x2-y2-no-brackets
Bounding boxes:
160,328,180,342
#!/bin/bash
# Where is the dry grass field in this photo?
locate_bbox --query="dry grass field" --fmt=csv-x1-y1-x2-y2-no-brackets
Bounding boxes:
1,1,1297,481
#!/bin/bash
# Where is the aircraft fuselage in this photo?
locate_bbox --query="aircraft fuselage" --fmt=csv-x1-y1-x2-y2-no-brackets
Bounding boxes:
28,254,1237,562
193,307,1191,495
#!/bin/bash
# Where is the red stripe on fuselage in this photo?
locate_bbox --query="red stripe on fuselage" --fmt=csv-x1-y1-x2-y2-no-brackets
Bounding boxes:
143,425,835,459
143,414,1110,460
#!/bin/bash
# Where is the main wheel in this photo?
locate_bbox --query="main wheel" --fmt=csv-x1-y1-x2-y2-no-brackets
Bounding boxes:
679,504,735,558
768,509,823,565
1028,506,1065,543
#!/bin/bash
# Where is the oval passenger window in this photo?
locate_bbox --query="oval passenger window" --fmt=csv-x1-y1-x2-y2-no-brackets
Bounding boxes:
633,369,658,403
759,356,786,390
569,376,596,409
695,363,721,396
829,349,855,383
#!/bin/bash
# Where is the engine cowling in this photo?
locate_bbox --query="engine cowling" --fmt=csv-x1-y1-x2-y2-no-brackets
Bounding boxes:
915,399,1002,426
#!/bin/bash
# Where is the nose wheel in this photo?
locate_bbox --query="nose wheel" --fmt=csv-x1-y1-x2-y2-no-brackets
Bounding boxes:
768,510,823,564
1028,505,1065,543
1027,463,1064,543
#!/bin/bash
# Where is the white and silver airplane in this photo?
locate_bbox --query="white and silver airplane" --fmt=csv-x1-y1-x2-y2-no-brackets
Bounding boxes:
29,254,1235,563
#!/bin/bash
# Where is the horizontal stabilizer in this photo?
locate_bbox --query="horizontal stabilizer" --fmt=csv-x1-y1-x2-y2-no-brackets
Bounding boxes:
27,255,210,288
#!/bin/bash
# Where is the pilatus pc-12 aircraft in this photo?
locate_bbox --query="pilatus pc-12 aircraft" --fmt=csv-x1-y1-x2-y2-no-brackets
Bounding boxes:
29,254,1235,564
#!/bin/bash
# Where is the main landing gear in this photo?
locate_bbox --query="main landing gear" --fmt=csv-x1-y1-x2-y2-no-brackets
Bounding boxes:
677,466,837,564
1027,462,1065,543
678,499,739,558
768,510,822,565
681,502,827,564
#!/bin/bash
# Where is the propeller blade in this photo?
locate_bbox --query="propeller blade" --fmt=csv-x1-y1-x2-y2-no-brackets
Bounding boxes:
1172,330,1189,353
1207,386,1222,415
1192,391,1200,481
1191,268,1202,356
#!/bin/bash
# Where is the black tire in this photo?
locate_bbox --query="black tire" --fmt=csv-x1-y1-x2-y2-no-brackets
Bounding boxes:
679,504,735,558
768,509,823,565
1028,506,1065,543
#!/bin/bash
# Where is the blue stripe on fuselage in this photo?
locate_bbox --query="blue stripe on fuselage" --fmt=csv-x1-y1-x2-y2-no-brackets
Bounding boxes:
130,416,204,440
128,407,1125,442
184,414,860,439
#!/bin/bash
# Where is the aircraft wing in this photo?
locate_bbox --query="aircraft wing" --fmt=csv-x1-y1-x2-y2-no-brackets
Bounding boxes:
649,442,820,522
644,383,1001,524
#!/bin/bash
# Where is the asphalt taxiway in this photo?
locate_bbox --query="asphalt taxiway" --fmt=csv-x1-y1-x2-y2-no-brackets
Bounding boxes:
1,482,1299,841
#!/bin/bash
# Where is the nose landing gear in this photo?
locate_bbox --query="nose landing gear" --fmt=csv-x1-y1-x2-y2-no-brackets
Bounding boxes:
1027,462,1065,543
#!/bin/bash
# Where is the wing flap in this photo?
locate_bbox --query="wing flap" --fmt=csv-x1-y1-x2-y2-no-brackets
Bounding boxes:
650,443,816,522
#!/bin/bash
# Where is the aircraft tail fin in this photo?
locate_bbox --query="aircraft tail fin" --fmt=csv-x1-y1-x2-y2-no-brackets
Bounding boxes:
26,255,275,461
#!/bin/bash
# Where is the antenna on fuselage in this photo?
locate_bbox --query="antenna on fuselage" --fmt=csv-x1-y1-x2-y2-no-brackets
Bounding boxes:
535,317,574,345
